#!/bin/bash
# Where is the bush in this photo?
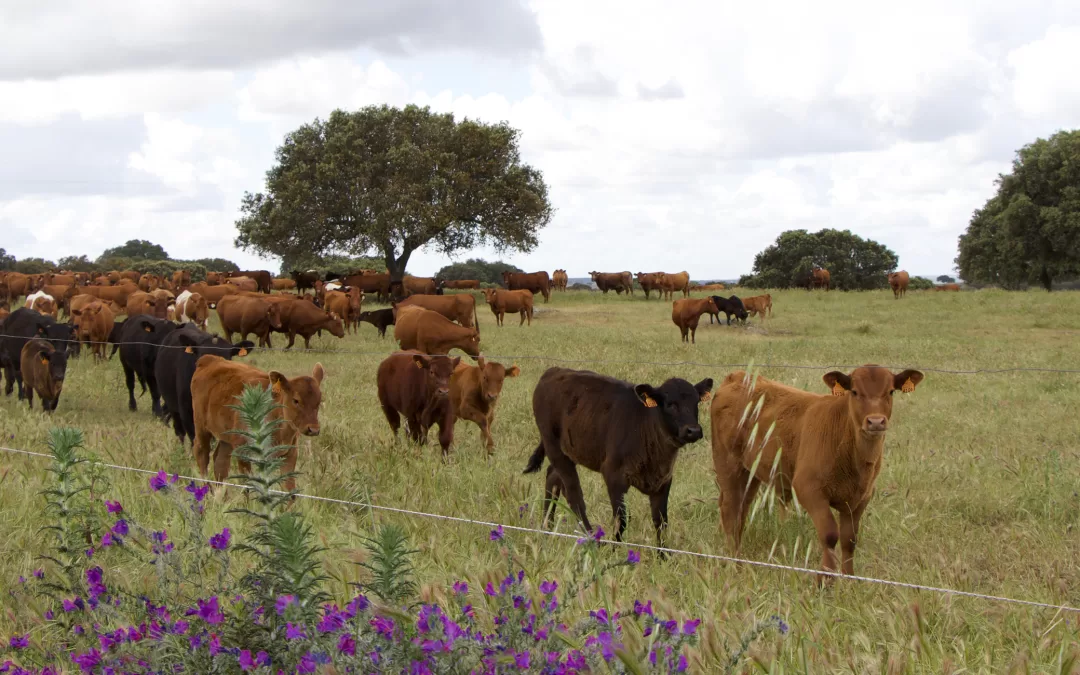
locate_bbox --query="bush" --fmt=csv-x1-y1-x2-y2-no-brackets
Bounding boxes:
13,258,56,274
908,276,935,290
435,259,524,285
744,229,898,290
1,388,787,673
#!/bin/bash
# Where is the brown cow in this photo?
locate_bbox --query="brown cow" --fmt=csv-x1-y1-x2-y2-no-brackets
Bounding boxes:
502,271,551,303
138,274,162,292
342,272,391,303
119,270,141,283
589,271,633,295
70,300,116,360
377,351,460,455
697,283,726,292
482,288,533,327
81,281,139,309
19,338,67,412
634,272,664,299
224,270,272,293
42,285,78,319
175,290,210,330
273,297,346,349
440,279,481,291
172,269,192,290
205,272,224,286
397,293,478,329
0,301,9,325
216,295,283,347
272,278,297,292
449,357,520,453
671,297,718,344
187,282,239,306
225,276,259,293
552,269,568,292
404,276,438,296
3,273,32,302
394,306,480,357
810,268,831,291
44,273,76,287
711,366,923,582
70,294,124,317
26,295,57,318
935,283,961,291
742,294,773,319
191,355,324,491
126,291,170,319
660,271,691,300
887,271,909,299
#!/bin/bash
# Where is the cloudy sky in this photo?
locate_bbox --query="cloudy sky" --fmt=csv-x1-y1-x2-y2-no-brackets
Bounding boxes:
3,1,1079,279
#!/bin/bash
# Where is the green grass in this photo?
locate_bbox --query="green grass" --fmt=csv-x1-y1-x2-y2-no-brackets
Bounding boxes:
4,287,1080,671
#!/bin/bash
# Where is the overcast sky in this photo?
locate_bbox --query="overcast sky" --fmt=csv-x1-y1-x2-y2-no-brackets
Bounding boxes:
3,1,1079,279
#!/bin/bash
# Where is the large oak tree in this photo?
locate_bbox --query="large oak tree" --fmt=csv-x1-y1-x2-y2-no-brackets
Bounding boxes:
739,228,898,290
235,105,553,284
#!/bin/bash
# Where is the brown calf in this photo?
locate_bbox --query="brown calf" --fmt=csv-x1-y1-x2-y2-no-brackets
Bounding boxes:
935,283,960,291
710,366,923,582
70,300,116,360
742,294,772,318
126,291,170,319
671,297,718,344
20,338,67,412
377,351,460,455
449,357,519,453
397,293,478,329
888,271,909,299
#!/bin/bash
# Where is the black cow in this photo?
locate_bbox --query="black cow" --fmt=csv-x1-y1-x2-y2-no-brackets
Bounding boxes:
117,315,179,416
358,308,395,338
290,270,320,295
154,325,254,445
523,367,713,548
708,295,749,325
0,308,76,398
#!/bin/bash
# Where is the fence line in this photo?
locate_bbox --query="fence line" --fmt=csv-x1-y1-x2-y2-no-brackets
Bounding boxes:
0,443,1077,615
3,333,1079,376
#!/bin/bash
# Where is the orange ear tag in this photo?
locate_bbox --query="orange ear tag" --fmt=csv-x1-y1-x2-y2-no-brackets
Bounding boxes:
901,378,915,393
415,360,424,369
40,357,49,366
272,382,282,396
643,396,658,408
184,347,193,354
832,382,846,396
700,391,713,404
238,348,248,357
144,325,153,332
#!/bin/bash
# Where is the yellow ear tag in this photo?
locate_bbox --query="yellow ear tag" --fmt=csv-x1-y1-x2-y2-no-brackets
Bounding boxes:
415,360,424,369
272,382,283,396
184,346,193,354
144,325,153,333
901,378,915,393
643,395,658,408
699,390,713,403
832,382,846,396
238,348,248,357
40,357,49,366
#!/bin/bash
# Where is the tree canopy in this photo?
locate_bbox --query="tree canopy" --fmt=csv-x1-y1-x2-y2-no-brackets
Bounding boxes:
98,239,169,263
434,258,523,285
0,248,14,271
956,130,1080,291
936,275,956,284
739,229,898,290
235,104,553,283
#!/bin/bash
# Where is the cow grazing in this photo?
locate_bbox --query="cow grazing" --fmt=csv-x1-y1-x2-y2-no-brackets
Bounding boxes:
215,295,283,347
440,279,481,291
809,268,831,291
482,288,533,327
660,271,691,300
394,306,481,358
524,367,714,547
552,269,568,292
935,283,960,292
502,271,551,303
19,338,67,412
710,366,923,582
117,316,179,415
0,309,75,398
589,272,633,295
190,356,324,490
70,300,116,360
397,293,478,329
449,357,519,453
671,297,718,344
2,273,33,303
377,351,461,455
888,271,909,299
155,325,254,446
358,308,395,338
634,272,664,299
742,294,772,319
225,270,272,293
708,295,748,325
272,297,345,349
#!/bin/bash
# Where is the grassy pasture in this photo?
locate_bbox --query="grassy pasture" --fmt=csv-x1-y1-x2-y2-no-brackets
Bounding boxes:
3,287,1080,671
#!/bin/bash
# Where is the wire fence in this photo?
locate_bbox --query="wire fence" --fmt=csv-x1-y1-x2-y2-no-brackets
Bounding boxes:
0,443,1078,615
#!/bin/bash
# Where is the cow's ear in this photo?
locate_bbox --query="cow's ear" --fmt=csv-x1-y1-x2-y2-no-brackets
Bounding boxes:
176,333,199,347
71,309,82,317
634,384,662,408
412,354,429,370
893,369,924,393
40,354,51,365
311,362,325,384
823,371,852,396
139,319,155,333
451,356,461,369
694,378,714,403
233,341,254,358
269,371,290,396
507,365,521,378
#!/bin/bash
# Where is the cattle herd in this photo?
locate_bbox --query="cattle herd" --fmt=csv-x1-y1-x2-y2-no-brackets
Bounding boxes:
1,263,930,582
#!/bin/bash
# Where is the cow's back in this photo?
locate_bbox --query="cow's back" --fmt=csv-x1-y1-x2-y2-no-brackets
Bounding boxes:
191,355,271,443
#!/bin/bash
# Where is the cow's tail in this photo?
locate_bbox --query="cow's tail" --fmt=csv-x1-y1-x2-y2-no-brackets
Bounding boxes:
472,299,479,335
109,343,119,360
523,443,546,474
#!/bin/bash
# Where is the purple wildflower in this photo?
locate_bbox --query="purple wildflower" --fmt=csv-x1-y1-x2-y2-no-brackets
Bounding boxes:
238,650,255,671
149,471,169,491
8,635,28,649
346,594,369,616
539,580,558,595
32,569,43,579
208,528,230,550
634,600,654,617
453,581,468,595
677,654,689,671
101,532,116,548
111,519,129,537
682,619,701,635
514,652,530,669
185,482,209,502
285,623,306,640
297,653,317,673
71,649,102,672
195,597,223,625
275,595,295,616
627,549,641,564
489,525,504,541
370,616,394,639
208,633,222,656
338,633,356,656
104,500,122,514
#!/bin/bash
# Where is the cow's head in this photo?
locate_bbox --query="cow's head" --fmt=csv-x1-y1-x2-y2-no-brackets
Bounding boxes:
482,288,497,304
475,356,520,402
40,348,68,387
324,312,346,338
635,377,714,444
823,365,924,437
265,302,283,330
270,363,325,436
460,329,482,359
412,353,460,398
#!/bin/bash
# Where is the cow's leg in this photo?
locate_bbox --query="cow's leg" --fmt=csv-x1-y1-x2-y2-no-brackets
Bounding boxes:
543,465,563,527
122,362,137,411
25,386,33,409
279,445,298,492
436,417,453,456
648,479,673,550
285,332,297,350
379,401,401,437
479,411,494,453
690,324,697,344
718,466,760,551
527,308,533,326
604,474,629,541
838,500,867,576
2,364,13,396
519,310,526,326
149,376,163,418
194,430,213,478
213,441,234,483
799,490,840,584
550,459,590,534
303,334,312,350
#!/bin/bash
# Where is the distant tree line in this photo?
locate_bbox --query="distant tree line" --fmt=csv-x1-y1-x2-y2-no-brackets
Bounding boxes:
739,228,899,290
0,240,240,283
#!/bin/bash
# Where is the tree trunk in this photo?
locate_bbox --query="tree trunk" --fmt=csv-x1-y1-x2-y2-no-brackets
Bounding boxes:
1041,264,1052,292
384,246,413,300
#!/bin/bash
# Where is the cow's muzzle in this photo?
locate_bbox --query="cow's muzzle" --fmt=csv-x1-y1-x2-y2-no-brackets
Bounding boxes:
679,425,703,443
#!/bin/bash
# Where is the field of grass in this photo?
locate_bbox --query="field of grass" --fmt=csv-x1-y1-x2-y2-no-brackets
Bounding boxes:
3,287,1080,671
